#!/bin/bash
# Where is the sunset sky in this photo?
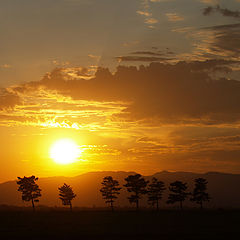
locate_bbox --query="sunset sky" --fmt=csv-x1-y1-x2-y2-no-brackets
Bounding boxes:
1,0,240,182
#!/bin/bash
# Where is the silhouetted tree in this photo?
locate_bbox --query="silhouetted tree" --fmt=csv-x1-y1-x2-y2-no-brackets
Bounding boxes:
147,177,166,210
58,183,76,211
100,176,121,211
191,178,210,209
167,181,189,209
17,176,41,211
124,174,149,210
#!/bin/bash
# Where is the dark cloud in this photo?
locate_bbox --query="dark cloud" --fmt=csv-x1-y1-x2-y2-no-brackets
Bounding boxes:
117,49,174,62
131,51,166,56
203,5,240,19
203,6,213,16
13,59,240,125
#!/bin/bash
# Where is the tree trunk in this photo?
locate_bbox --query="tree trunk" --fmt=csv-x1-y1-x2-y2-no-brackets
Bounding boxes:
200,201,203,210
31,198,35,212
136,199,139,210
110,200,114,212
180,200,183,210
70,202,72,212
156,199,159,211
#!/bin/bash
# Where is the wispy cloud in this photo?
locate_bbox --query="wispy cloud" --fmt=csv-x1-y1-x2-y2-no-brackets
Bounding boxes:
192,24,240,60
145,18,158,24
166,13,184,22
136,10,152,17
137,0,158,28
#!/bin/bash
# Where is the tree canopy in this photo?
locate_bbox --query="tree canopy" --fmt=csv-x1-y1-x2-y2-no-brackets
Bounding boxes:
124,174,149,210
16,175,41,211
100,176,121,211
167,181,189,209
147,177,165,210
191,178,210,209
58,183,76,211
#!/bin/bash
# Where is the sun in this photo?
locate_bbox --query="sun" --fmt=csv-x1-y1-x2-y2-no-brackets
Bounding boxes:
50,139,81,165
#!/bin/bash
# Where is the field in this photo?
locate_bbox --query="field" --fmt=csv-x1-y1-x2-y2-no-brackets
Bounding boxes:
0,209,239,239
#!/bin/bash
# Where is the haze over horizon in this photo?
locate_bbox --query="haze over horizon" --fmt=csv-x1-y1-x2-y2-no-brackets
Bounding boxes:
1,0,240,182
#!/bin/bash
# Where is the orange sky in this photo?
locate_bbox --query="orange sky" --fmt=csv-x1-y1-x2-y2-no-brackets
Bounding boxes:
1,0,240,182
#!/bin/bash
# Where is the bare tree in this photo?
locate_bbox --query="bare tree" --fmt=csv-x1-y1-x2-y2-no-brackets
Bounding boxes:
147,177,166,210
58,183,76,211
124,174,149,210
17,176,41,211
100,176,121,211
167,181,189,209
191,178,210,209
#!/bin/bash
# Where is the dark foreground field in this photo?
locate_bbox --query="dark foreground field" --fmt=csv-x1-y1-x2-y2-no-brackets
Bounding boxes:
0,210,239,240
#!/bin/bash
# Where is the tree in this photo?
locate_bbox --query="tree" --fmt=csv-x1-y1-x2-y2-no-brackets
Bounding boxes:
58,183,76,211
100,176,121,211
191,178,210,209
16,176,42,211
124,174,149,210
167,181,189,209
147,177,166,210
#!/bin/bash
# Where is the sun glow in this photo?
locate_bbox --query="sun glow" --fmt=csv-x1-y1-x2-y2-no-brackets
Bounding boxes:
50,139,81,164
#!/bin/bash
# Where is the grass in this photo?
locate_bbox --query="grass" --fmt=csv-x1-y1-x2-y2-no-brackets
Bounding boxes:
0,209,239,239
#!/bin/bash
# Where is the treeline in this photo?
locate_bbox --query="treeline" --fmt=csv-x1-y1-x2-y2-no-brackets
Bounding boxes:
16,174,210,211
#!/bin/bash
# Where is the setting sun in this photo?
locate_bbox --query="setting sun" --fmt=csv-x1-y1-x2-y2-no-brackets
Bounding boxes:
50,139,81,165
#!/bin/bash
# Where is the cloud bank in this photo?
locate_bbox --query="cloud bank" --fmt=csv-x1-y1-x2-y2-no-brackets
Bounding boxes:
2,59,238,126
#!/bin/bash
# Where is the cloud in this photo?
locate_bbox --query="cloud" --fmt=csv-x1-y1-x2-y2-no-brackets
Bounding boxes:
137,10,152,17
0,86,124,130
116,49,175,62
145,18,158,24
137,0,159,28
166,13,184,22
193,23,240,59
88,54,101,60
206,24,240,56
2,59,240,172
9,59,240,126
172,27,195,33
203,5,240,19
0,89,21,110
131,50,175,56
62,66,98,80
131,51,165,56
127,126,240,172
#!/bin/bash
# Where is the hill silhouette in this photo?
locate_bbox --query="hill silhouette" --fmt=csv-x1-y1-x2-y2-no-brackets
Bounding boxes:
0,171,239,208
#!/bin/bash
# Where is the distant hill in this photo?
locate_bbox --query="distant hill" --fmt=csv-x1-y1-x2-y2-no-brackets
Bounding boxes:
0,171,239,208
